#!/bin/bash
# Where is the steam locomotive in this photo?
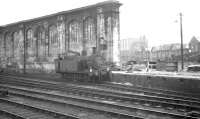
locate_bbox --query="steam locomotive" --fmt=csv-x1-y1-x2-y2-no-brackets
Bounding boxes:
55,50,111,82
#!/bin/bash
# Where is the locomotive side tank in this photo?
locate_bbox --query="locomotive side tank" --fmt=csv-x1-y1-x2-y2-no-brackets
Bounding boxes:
55,51,111,82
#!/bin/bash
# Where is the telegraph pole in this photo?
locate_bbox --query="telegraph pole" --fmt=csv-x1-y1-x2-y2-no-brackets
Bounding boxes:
180,13,184,70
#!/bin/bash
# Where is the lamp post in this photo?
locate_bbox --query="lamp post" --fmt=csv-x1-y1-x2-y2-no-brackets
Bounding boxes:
179,13,184,70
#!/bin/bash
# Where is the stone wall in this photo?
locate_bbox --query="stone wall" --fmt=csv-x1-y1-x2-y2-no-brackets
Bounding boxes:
0,1,122,73
111,72,200,94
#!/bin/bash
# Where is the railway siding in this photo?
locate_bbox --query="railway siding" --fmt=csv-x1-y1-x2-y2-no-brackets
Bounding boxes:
0,74,200,119
0,85,172,119
0,84,198,118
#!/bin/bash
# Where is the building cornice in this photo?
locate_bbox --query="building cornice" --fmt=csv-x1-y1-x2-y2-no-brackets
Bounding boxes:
0,0,122,28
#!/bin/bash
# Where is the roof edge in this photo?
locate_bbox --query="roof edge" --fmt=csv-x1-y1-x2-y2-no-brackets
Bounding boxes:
1,0,122,28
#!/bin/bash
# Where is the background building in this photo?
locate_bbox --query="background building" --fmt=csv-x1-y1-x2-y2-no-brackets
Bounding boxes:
189,36,200,53
150,36,200,71
150,43,189,61
120,36,148,63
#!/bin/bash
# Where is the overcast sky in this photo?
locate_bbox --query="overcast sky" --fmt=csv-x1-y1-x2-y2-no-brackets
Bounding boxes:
1,0,200,48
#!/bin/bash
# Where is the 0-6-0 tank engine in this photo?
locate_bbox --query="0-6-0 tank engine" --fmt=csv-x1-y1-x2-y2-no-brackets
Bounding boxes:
55,50,111,82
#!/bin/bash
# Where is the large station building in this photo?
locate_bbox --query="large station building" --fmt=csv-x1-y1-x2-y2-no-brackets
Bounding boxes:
0,1,121,73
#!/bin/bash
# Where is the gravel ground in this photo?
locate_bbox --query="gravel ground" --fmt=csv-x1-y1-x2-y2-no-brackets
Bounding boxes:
0,114,13,119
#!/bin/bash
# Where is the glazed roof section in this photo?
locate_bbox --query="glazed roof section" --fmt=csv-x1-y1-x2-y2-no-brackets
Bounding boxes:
0,0,121,28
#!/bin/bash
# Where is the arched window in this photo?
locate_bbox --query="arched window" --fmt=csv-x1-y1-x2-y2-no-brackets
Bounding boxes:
0,34,4,58
13,30,24,63
13,31,19,59
5,33,13,58
84,17,96,56
69,20,82,54
26,29,35,57
57,22,65,54
37,26,45,57
49,25,58,57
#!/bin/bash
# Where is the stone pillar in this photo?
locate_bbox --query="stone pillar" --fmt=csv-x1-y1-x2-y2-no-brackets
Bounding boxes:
0,34,2,58
44,21,49,57
23,24,26,73
97,3,121,64
82,17,86,56
64,17,68,53
0,33,5,65
80,17,86,56
111,10,120,64
96,7,106,57
105,15,112,62
57,16,65,55
3,32,6,57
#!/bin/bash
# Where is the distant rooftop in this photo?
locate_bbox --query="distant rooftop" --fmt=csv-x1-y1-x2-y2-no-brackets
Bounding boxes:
190,36,200,42
151,43,187,51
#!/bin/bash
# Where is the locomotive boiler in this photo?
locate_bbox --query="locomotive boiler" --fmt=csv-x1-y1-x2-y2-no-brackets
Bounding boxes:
55,51,111,82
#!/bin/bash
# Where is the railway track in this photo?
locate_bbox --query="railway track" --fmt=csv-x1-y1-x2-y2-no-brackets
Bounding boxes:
0,109,25,119
2,75,199,112
0,89,128,119
99,82,200,100
0,74,200,119
0,95,79,119
0,76,150,119
3,72,200,100
0,84,195,119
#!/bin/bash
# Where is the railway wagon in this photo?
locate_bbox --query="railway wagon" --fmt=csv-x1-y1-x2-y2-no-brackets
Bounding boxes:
55,53,111,82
